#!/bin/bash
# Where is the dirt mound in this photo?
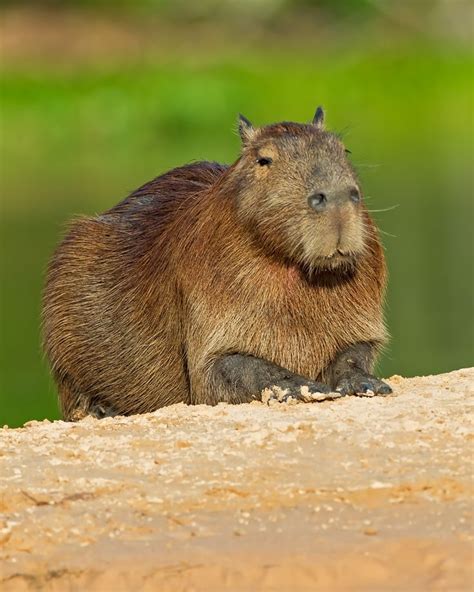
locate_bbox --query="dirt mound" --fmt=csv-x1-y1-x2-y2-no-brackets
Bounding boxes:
1,368,473,591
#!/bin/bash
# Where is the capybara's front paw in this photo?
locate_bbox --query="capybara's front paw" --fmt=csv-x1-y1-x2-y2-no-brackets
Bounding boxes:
335,372,392,397
261,379,342,405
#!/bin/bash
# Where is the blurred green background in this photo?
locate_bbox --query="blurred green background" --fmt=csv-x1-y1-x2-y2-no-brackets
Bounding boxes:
1,0,473,426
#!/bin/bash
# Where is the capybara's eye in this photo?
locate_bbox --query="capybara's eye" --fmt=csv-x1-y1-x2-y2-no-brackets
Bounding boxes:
345,149,352,154
256,157,272,166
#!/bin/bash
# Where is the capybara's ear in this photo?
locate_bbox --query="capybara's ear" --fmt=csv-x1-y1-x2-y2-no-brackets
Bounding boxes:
312,106,325,130
238,114,256,145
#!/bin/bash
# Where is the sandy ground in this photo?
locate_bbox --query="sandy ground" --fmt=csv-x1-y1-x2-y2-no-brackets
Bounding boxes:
0,368,473,592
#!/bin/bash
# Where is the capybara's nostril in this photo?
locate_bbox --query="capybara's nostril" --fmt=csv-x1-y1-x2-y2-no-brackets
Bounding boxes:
349,187,361,204
308,192,327,212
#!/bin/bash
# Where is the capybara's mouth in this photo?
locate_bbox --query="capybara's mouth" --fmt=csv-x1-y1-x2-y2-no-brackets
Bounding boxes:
314,251,358,271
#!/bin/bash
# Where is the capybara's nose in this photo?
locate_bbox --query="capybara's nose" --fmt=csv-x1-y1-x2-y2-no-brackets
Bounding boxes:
307,192,327,212
349,186,361,204
309,186,360,210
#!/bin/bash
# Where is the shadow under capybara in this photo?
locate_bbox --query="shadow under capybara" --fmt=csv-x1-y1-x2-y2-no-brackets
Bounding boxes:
42,107,392,420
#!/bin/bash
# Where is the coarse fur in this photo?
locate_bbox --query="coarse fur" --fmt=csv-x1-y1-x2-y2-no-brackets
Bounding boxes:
42,110,389,420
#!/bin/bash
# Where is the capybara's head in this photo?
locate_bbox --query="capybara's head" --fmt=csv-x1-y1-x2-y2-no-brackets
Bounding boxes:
231,108,366,273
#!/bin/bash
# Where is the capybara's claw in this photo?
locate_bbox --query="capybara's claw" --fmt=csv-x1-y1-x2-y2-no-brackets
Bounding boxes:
336,373,393,397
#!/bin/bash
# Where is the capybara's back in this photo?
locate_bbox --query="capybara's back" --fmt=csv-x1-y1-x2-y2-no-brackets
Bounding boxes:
43,162,227,419
43,109,392,420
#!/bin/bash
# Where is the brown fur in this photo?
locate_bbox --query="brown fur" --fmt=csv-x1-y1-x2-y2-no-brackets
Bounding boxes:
42,115,388,419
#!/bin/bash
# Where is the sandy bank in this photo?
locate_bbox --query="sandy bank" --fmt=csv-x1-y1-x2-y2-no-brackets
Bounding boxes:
1,368,473,591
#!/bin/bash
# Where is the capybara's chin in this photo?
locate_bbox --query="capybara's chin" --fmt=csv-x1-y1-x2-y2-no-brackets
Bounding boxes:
312,252,359,273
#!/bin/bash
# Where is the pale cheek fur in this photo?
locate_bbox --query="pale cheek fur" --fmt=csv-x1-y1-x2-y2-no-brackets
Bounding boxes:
337,207,365,254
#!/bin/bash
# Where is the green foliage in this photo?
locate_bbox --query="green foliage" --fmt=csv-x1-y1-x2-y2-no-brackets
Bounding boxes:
0,0,375,12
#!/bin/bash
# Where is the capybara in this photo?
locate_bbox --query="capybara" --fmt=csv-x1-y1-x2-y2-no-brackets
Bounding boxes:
42,107,392,420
